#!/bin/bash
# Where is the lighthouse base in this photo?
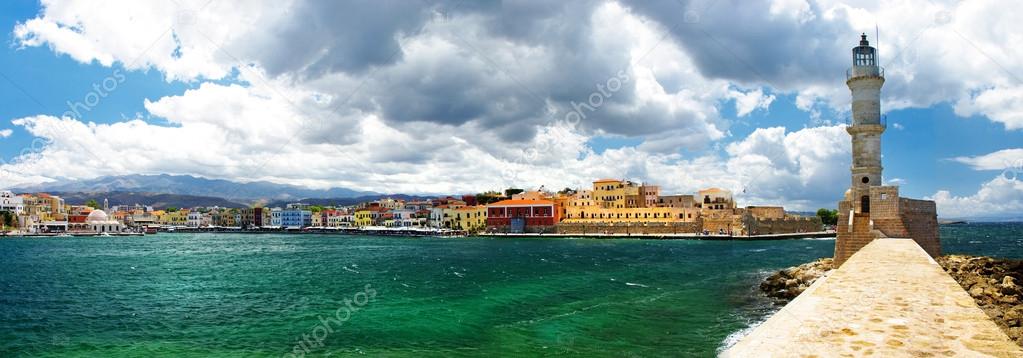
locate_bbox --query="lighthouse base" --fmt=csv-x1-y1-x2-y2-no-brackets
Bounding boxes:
834,185,940,266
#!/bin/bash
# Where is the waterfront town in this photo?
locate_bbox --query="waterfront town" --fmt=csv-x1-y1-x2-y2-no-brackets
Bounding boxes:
0,178,822,237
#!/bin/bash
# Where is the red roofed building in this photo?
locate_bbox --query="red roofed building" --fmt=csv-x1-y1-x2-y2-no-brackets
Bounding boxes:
486,199,559,233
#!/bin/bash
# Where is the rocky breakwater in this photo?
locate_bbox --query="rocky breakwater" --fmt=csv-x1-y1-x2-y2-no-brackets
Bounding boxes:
938,255,1023,347
759,258,834,301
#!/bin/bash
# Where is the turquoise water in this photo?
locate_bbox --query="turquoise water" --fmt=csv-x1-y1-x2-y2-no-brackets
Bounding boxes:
0,223,1019,357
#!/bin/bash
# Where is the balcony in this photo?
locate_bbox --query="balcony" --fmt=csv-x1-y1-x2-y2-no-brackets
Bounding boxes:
846,66,884,79
843,114,887,129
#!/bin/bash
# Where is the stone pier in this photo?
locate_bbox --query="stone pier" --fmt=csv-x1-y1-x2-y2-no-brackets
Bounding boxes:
724,239,1021,357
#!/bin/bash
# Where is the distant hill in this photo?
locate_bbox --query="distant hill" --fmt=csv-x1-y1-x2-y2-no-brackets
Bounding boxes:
13,174,377,202
265,194,437,208
53,191,245,210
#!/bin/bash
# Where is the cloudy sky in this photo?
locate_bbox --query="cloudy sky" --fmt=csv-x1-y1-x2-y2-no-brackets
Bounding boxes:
0,0,1021,218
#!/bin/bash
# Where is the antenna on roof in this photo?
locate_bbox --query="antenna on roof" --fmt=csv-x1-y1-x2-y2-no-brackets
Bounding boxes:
875,24,880,64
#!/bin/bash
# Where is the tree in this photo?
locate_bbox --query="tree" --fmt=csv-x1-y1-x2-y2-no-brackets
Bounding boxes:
0,211,15,229
166,207,179,212
558,187,576,195
475,193,503,205
85,199,99,209
504,188,524,197
816,208,839,226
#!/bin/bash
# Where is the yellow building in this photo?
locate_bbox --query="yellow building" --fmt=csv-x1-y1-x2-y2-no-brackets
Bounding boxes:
452,206,487,232
591,179,641,209
562,183,698,225
158,210,189,226
354,209,373,227
563,205,696,224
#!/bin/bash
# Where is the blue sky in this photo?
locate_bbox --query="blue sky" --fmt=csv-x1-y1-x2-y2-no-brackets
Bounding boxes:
0,0,1021,218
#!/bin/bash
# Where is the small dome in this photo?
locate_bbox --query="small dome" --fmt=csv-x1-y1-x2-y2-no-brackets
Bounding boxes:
86,210,109,223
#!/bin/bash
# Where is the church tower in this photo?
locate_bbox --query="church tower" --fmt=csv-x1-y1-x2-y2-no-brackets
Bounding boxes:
834,34,940,266
846,34,885,213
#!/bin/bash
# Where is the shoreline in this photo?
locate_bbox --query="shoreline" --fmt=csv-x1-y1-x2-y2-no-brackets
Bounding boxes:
2,229,837,241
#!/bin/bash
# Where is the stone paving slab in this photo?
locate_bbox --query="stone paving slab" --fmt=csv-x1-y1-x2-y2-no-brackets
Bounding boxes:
724,238,1022,357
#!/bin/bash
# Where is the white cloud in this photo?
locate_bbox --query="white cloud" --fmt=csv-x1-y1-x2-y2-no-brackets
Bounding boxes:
929,176,1023,219
5,0,1023,216
0,129,12,138
728,88,776,117
952,148,1023,171
954,86,1023,130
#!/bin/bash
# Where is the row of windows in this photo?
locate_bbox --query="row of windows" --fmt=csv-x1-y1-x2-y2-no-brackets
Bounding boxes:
568,212,694,219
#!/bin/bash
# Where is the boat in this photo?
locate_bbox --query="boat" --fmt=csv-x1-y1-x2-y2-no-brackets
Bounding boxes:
56,233,73,238
98,232,112,237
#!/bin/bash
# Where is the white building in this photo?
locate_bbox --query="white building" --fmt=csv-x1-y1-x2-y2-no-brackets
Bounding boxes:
270,207,283,227
186,211,204,227
328,214,354,227
86,210,122,233
0,190,24,215
390,209,423,227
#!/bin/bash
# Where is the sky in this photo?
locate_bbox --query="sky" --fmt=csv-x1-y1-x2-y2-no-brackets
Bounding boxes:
0,0,1021,218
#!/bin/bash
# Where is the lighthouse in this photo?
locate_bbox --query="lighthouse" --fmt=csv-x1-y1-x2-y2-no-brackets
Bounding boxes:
833,34,940,266
846,33,885,213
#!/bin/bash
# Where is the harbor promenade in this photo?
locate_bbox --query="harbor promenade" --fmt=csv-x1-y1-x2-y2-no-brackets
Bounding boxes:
724,238,1021,357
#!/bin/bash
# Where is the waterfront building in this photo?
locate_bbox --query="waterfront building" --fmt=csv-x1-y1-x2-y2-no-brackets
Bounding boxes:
0,190,24,215
160,209,189,226
280,206,312,228
834,34,940,265
591,179,642,209
390,209,423,227
453,206,487,232
354,207,387,227
328,213,354,227
404,201,432,211
186,210,204,227
657,194,696,209
238,207,268,228
486,199,558,233
85,209,122,233
270,207,282,227
428,206,447,228
697,188,735,211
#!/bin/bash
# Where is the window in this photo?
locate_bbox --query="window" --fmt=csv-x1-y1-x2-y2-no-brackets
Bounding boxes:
862,177,869,184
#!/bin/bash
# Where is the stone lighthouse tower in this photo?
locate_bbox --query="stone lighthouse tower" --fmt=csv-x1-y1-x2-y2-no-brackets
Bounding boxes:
833,34,940,266
847,34,884,209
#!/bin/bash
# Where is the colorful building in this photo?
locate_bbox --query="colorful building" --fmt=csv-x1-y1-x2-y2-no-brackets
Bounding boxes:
486,199,558,233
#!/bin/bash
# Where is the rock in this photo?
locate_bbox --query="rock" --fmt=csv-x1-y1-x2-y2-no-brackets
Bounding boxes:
937,254,1023,347
760,258,834,301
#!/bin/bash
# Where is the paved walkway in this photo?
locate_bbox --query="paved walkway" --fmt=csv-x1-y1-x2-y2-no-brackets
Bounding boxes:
724,238,1021,357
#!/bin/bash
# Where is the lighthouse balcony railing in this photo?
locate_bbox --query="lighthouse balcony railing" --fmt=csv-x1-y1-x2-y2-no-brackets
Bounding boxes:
846,66,884,79
844,115,887,129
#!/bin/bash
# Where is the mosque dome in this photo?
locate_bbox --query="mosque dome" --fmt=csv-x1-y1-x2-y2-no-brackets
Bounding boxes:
86,210,109,223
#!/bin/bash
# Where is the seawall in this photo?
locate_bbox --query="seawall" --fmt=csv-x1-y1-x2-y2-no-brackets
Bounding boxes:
724,238,1021,357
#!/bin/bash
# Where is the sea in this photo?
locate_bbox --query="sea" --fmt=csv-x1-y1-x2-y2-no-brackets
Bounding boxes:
1,222,1020,357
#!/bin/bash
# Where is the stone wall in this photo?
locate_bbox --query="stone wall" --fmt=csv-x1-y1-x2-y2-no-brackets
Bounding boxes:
746,206,785,219
834,210,876,266
868,186,900,218
899,197,941,257
748,216,822,236
555,221,700,235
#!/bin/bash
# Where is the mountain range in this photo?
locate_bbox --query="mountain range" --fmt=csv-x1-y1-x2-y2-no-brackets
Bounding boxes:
13,174,377,202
